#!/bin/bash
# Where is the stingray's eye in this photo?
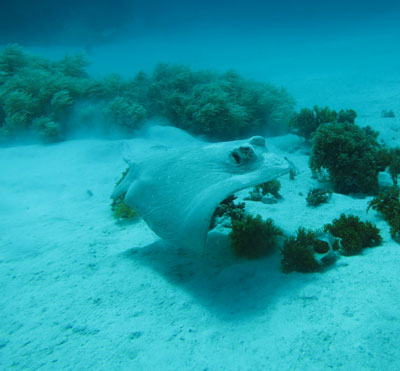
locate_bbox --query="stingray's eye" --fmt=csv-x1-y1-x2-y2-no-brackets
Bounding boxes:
249,136,265,147
239,145,254,158
230,145,255,165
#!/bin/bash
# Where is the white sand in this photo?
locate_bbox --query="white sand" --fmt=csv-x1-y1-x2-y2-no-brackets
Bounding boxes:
1,32,400,370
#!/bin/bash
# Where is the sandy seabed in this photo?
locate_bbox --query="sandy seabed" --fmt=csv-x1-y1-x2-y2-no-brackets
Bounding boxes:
1,33,400,370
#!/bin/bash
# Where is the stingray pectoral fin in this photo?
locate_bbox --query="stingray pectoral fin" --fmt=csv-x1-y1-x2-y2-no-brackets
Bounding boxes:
179,162,291,254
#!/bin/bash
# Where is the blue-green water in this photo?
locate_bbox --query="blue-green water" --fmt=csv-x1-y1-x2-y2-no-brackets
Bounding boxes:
1,1,400,370
1,1,399,46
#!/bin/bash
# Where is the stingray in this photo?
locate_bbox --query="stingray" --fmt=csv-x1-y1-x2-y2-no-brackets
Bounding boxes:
111,126,293,253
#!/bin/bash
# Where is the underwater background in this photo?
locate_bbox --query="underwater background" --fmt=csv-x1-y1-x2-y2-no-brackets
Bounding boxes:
1,1,400,370
2,0,399,107
1,1,400,45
